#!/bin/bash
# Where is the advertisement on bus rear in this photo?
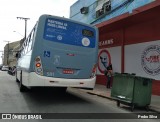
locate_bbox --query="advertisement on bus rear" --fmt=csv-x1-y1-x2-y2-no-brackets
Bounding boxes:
43,18,96,48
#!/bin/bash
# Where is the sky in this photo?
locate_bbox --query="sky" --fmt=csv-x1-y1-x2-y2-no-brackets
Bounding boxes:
0,0,77,64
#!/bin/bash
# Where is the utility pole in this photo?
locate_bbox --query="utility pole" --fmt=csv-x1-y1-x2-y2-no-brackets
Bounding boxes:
16,17,30,41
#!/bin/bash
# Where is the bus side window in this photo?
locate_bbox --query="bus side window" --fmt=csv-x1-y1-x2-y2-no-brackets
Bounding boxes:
21,46,24,56
25,38,29,53
26,35,31,52
28,28,35,51
28,35,32,52
24,41,28,54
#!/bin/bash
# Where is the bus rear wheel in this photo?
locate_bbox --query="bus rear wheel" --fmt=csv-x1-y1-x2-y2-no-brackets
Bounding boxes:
56,87,67,93
19,71,26,92
60,87,67,92
15,71,19,82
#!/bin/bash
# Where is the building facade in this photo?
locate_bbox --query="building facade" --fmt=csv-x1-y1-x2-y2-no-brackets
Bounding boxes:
3,41,21,67
70,0,160,95
70,0,155,25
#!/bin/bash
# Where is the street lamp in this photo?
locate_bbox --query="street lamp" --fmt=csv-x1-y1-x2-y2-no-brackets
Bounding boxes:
3,40,10,65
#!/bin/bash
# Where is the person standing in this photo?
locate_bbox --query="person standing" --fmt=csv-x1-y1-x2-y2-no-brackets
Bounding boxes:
105,64,113,88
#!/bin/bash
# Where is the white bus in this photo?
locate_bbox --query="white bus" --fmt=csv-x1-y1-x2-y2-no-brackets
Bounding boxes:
16,14,98,92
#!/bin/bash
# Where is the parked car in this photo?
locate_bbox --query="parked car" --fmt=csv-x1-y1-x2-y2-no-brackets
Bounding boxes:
8,66,16,76
1,66,9,71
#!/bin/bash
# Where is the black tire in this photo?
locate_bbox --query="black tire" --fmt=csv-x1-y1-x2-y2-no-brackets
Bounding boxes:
131,104,134,112
61,87,67,92
58,87,67,93
145,106,149,112
15,71,19,82
19,71,26,92
117,101,120,107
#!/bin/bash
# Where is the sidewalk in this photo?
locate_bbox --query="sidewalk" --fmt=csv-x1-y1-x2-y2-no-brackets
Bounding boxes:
83,84,160,113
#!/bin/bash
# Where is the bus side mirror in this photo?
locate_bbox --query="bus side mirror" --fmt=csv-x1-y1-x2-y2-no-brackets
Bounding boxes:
15,52,21,58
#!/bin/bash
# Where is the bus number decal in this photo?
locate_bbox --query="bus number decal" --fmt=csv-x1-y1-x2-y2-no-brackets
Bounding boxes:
47,72,54,77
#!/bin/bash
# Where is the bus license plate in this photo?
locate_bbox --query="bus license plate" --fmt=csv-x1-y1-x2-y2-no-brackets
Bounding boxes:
63,69,74,74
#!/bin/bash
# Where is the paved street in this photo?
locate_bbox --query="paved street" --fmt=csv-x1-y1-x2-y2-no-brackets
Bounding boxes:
0,71,159,122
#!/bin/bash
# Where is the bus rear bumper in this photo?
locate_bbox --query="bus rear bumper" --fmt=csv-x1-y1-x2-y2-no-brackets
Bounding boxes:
28,72,96,89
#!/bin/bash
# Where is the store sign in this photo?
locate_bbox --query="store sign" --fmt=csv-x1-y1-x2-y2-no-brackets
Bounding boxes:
141,45,160,76
99,39,114,47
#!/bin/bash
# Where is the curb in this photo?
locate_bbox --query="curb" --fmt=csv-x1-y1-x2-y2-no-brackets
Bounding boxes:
96,94,113,100
87,91,160,113
87,91,113,100
149,106,160,113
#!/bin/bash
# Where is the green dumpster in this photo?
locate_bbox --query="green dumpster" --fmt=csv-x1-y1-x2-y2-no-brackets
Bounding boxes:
111,73,152,111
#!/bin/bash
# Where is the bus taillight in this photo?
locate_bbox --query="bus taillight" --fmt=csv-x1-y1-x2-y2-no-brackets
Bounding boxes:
35,56,43,75
36,63,41,67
